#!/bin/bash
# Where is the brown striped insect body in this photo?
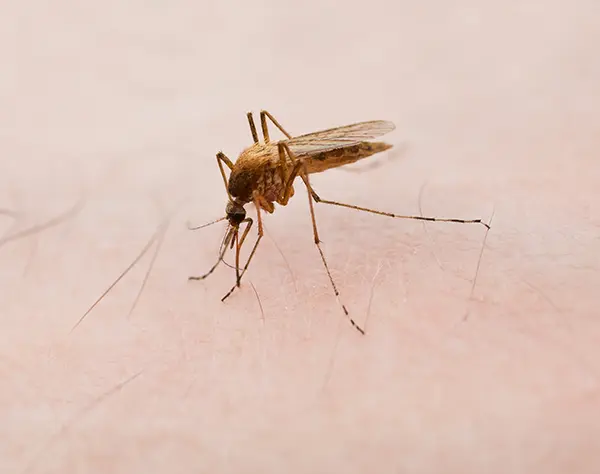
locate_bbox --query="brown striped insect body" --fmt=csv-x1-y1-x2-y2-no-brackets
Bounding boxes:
227,122,395,214
189,110,489,335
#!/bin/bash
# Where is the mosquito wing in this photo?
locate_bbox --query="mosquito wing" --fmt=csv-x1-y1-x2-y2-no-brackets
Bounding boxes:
284,120,395,157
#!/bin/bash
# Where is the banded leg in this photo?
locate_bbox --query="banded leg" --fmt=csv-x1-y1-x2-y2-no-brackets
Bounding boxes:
278,143,366,335
246,112,259,143
306,188,490,229
260,110,293,143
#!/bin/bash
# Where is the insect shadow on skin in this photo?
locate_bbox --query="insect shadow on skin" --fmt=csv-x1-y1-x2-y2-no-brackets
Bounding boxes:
189,110,491,335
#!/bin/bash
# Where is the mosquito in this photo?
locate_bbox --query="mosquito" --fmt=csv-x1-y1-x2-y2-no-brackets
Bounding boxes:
189,110,490,335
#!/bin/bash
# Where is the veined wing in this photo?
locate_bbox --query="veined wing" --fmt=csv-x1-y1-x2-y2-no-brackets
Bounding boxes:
284,120,395,157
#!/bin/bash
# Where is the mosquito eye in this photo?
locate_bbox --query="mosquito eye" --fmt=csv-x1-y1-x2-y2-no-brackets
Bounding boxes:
226,205,246,225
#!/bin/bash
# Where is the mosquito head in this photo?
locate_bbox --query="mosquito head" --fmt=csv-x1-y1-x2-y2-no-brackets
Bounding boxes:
226,200,246,227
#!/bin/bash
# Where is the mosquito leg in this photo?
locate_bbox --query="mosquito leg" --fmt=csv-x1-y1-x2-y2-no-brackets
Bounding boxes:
247,112,259,143
279,144,365,335
276,141,289,186
274,142,302,206
234,218,254,287
186,153,230,232
234,230,241,286
221,233,263,302
187,154,231,231
281,161,302,206
307,187,490,229
189,227,235,281
217,151,234,170
216,152,234,198
222,205,263,301
252,191,266,235
238,217,254,248
275,142,302,205
260,110,293,144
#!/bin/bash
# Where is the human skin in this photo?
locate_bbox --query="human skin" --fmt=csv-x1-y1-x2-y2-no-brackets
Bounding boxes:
2,1,600,473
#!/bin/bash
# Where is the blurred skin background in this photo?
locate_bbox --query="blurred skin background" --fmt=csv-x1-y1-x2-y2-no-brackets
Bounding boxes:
2,1,599,473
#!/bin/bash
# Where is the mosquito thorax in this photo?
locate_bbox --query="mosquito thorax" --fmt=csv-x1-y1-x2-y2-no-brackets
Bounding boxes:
226,200,246,226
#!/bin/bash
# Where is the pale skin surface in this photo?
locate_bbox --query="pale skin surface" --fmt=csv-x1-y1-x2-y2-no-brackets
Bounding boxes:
2,1,599,473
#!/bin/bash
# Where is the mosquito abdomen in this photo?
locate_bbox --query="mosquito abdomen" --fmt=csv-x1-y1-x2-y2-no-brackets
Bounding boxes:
304,141,393,174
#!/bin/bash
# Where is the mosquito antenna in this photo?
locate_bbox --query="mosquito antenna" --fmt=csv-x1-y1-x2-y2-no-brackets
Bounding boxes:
187,216,226,231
